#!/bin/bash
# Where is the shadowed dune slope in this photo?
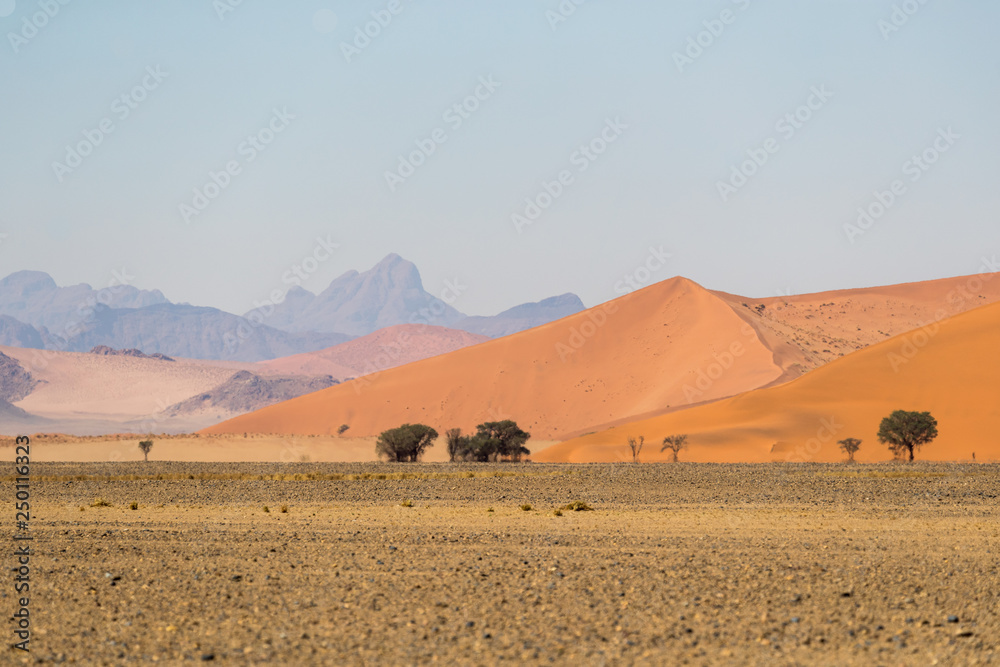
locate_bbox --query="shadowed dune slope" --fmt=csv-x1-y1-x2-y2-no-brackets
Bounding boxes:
202,278,787,439
536,301,1000,463
258,324,490,378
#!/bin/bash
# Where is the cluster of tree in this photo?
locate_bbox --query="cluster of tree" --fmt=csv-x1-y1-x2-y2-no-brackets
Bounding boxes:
375,420,531,462
375,424,439,462
837,410,939,462
446,421,531,462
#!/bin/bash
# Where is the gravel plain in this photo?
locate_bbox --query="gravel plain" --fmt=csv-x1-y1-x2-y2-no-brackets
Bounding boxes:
3,462,998,665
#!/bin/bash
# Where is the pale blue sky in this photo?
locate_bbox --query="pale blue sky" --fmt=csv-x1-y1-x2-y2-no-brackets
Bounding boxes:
1,1,997,316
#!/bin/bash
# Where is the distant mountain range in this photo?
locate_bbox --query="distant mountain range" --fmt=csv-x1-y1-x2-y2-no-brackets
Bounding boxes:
0,255,584,362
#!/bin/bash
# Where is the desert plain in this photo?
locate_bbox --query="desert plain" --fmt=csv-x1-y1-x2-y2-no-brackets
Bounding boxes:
3,459,998,665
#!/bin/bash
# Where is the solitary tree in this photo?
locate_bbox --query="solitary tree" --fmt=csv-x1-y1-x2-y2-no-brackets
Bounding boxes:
375,424,438,462
877,410,938,462
337,424,350,436
626,435,644,463
138,439,153,462
838,437,862,463
661,434,688,462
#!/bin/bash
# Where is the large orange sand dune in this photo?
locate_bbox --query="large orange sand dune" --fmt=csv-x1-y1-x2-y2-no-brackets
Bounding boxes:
202,270,1000,444
203,278,787,440
536,300,1000,463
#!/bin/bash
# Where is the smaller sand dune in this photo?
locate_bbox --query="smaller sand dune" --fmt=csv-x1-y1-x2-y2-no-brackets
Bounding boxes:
536,300,1000,463
258,324,490,377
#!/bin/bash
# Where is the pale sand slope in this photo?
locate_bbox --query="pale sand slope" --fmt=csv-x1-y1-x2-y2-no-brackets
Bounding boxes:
203,277,788,440
258,324,490,377
715,269,1000,382
536,300,1000,463
1,346,255,421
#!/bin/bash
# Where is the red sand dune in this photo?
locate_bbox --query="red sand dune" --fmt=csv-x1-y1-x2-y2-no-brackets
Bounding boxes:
203,278,787,439
258,324,489,378
536,300,1000,463
202,270,1000,444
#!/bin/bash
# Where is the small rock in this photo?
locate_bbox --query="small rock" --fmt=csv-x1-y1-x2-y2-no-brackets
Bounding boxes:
947,615,959,623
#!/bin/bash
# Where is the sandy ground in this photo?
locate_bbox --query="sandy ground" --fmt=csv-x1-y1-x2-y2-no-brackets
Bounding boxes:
2,434,562,464
541,300,1000,464
3,462,997,665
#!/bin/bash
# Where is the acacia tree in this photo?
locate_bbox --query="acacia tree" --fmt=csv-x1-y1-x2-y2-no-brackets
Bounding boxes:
337,424,350,436
138,439,153,462
838,437,862,463
626,435,644,463
877,411,938,462
449,421,531,462
375,424,438,462
446,428,464,462
661,434,688,462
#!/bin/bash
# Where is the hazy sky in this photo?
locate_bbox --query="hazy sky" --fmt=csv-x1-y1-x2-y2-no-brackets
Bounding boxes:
1,1,997,316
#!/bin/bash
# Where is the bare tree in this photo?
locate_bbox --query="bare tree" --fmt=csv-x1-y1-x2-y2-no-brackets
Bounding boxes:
626,435,644,463
337,424,350,436
838,437,862,463
661,434,688,462
138,439,153,462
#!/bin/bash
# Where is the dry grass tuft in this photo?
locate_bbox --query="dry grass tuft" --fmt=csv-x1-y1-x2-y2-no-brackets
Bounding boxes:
559,501,594,511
